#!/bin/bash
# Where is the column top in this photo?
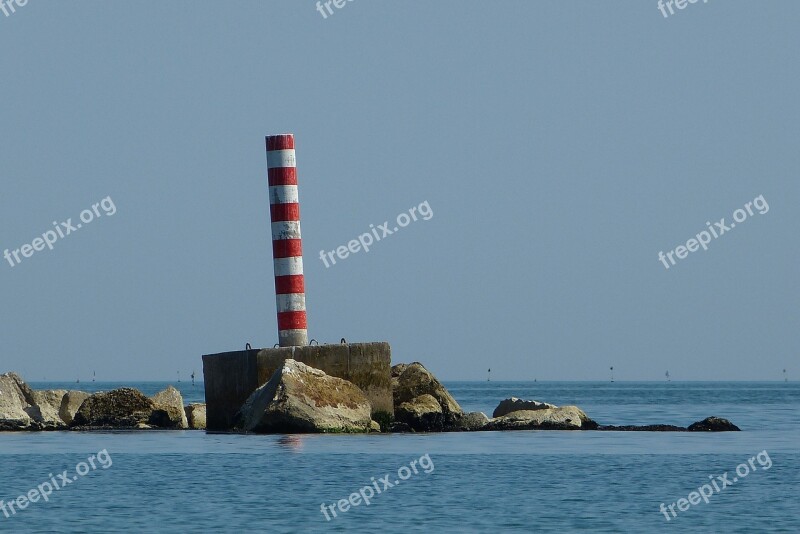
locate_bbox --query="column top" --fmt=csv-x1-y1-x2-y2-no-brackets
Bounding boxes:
266,134,295,151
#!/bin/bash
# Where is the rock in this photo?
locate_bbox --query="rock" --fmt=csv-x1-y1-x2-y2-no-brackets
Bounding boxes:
0,373,34,430
29,390,69,430
369,420,381,433
72,388,157,428
492,398,557,418
152,386,189,429
59,391,91,425
393,362,463,425
185,403,207,430
485,406,595,431
450,411,490,431
688,417,740,432
395,394,445,431
236,359,372,434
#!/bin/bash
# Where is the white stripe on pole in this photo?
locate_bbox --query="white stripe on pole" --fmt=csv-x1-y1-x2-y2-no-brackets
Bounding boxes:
276,293,306,312
271,221,302,241
267,149,296,168
279,329,308,345
269,185,299,205
273,257,304,277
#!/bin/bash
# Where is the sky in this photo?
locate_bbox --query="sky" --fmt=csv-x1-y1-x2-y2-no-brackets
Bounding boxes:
1,1,798,381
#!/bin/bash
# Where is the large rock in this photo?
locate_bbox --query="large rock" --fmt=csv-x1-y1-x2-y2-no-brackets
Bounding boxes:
236,359,372,433
395,394,445,431
59,391,91,425
0,373,34,430
493,398,557,418
72,388,158,428
393,362,463,425
688,416,740,432
152,386,189,429
185,403,207,430
29,390,69,430
485,406,596,431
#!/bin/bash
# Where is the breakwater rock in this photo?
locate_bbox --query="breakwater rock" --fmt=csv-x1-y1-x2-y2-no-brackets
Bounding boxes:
235,359,373,434
0,372,194,431
2,369,741,434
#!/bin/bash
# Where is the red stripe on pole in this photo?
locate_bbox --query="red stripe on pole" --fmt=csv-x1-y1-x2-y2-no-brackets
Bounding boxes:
277,311,307,330
275,275,305,294
273,239,303,258
266,135,294,151
270,203,300,222
268,167,297,186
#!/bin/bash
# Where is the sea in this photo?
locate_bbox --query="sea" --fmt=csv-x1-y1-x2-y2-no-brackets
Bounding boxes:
1,381,798,533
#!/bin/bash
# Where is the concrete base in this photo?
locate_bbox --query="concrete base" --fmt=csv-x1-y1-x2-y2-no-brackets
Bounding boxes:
202,342,393,431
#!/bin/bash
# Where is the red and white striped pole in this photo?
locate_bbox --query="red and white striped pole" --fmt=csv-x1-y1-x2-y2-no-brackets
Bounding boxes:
266,134,308,347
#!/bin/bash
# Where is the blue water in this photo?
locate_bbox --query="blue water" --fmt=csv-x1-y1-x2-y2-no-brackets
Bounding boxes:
1,382,798,532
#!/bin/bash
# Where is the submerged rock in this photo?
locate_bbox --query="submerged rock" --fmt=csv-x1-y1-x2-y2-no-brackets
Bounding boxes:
688,417,740,432
597,424,688,432
493,398,557,418
185,403,207,430
152,386,189,429
485,406,596,431
598,417,740,432
236,359,372,434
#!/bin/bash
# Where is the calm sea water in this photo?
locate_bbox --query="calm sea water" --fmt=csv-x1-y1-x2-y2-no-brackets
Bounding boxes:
1,382,798,533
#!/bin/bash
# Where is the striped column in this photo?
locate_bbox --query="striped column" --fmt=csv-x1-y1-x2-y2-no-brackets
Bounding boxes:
266,134,308,347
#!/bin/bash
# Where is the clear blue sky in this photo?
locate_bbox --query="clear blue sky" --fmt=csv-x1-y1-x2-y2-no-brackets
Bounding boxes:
1,1,797,381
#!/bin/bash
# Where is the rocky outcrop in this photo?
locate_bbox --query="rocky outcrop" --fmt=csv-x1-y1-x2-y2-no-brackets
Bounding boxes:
392,363,463,430
485,406,596,431
236,359,372,433
185,403,207,430
395,394,445,431
152,386,189,429
493,398,557,418
688,416,740,432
